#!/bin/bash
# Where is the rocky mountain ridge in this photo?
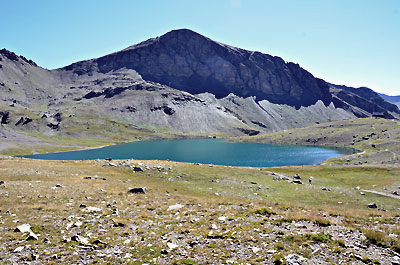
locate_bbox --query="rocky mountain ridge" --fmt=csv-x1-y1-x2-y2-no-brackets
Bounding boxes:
0,29,399,154
64,29,332,108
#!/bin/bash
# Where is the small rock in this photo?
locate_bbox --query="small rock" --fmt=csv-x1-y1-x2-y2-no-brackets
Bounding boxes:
285,254,308,265
231,205,245,210
168,204,184,211
368,202,377,209
43,238,50,243
14,224,31,233
292,179,303,184
81,206,102,213
218,216,227,222
26,231,39,241
79,204,87,208
360,192,365,195
161,249,169,254
71,235,89,245
31,254,39,261
92,239,108,249
252,247,261,253
167,242,179,250
113,221,125,227
13,246,24,253
393,191,400,196
0,180,5,185
55,184,62,188
322,187,327,191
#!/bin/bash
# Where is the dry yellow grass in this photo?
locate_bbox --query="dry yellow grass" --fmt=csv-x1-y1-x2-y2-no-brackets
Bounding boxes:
0,157,399,264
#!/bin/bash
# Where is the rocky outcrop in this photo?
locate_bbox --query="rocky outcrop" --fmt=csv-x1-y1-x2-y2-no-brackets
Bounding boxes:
330,84,400,118
64,29,332,108
0,49,37,66
0,111,10,124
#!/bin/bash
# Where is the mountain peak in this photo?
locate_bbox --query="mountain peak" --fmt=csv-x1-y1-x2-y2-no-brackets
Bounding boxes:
64,29,333,107
122,28,209,52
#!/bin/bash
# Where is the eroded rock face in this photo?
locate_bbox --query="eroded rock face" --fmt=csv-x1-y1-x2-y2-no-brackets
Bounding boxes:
64,29,332,108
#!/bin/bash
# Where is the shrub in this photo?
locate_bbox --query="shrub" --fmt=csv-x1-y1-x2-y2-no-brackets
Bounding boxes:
313,217,331,227
273,254,285,265
363,229,388,246
307,233,331,243
255,208,276,216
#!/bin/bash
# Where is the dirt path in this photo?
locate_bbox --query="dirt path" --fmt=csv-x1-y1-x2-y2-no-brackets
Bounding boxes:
361,189,400,200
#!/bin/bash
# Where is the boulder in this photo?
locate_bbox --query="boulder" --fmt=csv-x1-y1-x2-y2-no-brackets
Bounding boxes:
14,224,31,233
26,231,39,241
71,235,89,245
0,111,10,124
293,174,301,179
168,204,184,211
128,187,147,194
133,166,144,172
368,202,377,209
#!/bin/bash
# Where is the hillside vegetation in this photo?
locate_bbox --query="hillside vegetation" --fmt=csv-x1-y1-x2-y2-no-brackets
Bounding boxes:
234,118,400,166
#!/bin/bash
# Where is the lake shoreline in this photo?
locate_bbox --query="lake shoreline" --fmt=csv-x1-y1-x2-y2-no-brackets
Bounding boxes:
19,138,351,168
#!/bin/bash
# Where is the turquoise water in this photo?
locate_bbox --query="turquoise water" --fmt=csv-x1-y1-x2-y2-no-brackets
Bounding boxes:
21,138,353,167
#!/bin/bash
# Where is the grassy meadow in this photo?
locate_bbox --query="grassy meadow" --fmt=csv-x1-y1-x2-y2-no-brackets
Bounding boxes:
0,157,399,264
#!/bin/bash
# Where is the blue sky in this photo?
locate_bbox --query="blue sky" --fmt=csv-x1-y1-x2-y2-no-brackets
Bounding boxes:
2,0,400,95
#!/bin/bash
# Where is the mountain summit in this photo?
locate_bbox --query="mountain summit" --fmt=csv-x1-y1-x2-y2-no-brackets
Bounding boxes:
64,29,331,108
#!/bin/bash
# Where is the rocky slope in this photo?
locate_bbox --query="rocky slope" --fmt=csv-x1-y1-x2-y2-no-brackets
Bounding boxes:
1,30,400,154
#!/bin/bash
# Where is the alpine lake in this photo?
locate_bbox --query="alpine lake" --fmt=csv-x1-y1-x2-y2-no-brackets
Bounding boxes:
21,138,354,167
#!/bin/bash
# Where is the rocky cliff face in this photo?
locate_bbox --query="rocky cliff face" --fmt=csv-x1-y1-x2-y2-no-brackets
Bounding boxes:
64,29,332,108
